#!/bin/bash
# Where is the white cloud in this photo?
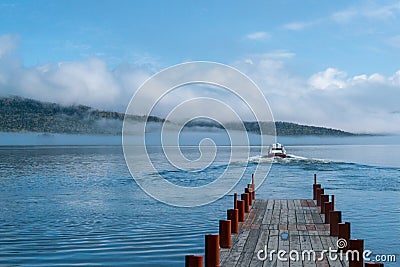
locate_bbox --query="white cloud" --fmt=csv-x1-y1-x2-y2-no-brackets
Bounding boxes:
283,22,312,31
0,35,152,111
331,2,400,23
386,35,400,48
234,55,400,134
283,2,400,31
245,31,270,40
0,34,18,58
308,68,347,90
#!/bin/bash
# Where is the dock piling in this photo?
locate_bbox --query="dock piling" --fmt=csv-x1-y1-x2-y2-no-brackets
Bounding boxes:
205,234,220,267
320,194,329,213
349,239,364,267
324,202,333,223
316,188,325,206
227,209,238,234
185,255,203,267
241,193,250,213
338,222,351,251
236,200,245,222
219,220,231,248
329,210,342,236
244,188,253,206
313,183,321,200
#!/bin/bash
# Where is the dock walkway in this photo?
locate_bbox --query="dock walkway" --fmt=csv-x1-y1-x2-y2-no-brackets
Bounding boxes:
184,176,373,267
220,199,347,267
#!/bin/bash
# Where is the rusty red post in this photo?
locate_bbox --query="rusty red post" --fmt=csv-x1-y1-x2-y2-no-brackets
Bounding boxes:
313,184,321,200
185,255,204,267
338,222,351,251
219,220,231,249
324,202,333,223
237,200,245,222
329,210,341,236
365,263,384,266
205,234,220,267
320,194,329,213
241,193,249,212
314,173,317,184
247,184,255,201
331,195,335,210
249,174,256,200
349,239,364,267
245,188,253,206
316,188,324,206
227,209,238,234
234,193,237,209
241,193,250,213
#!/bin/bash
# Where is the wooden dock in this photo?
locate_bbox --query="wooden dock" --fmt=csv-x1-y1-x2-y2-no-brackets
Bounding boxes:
220,199,347,267
185,175,374,267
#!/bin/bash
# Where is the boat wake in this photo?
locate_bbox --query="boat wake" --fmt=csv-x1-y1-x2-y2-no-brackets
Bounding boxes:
248,154,333,164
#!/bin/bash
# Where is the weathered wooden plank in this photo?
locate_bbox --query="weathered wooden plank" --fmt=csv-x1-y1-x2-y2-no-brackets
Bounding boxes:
316,254,330,267
281,199,289,210
288,231,303,267
288,231,301,251
299,231,313,251
243,229,260,254
262,234,279,267
288,199,295,209
253,200,268,226
277,229,290,267
320,236,346,267
235,252,254,267
262,207,273,225
221,250,242,267
270,204,281,225
304,210,314,224
267,199,274,209
294,199,302,208
249,229,270,267
308,199,316,207
309,234,324,251
311,210,324,224
221,228,251,266
296,206,306,225
280,206,289,225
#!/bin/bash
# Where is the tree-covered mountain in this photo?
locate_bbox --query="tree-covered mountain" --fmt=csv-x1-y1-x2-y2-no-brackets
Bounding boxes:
0,96,355,136
184,119,355,136
0,96,163,134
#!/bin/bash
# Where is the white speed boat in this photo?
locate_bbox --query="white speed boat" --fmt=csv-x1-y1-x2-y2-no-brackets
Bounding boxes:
268,143,287,158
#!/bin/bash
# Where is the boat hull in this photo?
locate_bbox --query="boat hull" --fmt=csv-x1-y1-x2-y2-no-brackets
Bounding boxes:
268,153,287,158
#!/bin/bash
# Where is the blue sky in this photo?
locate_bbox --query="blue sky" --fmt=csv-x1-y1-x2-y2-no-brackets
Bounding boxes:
1,0,400,133
2,0,399,74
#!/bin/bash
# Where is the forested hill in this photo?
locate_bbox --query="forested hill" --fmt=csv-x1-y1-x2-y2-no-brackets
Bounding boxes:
0,96,163,134
0,96,355,136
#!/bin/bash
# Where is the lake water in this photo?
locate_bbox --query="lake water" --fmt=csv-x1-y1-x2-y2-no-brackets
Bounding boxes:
0,133,399,266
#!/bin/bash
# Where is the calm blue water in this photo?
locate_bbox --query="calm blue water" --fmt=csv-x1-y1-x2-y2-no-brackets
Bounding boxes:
0,133,399,266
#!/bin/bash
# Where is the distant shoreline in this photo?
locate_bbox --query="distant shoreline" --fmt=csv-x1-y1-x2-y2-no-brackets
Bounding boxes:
0,96,378,136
